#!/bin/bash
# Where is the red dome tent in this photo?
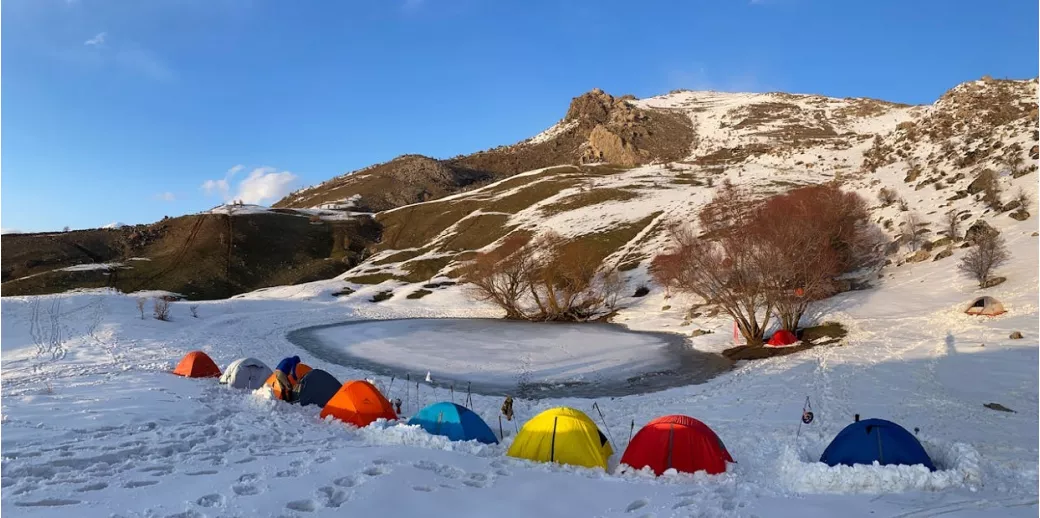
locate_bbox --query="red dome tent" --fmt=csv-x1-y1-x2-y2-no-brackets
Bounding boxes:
620,415,733,475
766,329,798,347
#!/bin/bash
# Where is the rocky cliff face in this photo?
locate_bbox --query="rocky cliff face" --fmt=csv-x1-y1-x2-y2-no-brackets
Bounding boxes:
275,88,694,211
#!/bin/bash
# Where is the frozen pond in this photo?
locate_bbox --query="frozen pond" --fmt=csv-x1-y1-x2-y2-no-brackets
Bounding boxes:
287,318,732,399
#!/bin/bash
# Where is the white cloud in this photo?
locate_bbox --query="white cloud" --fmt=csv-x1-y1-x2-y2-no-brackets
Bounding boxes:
155,192,176,202
201,166,299,206
201,178,231,198
84,32,106,46
235,168,298,205
1,228,22,235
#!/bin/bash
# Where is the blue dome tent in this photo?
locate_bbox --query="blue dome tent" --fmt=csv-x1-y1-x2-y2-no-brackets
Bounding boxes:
820,418,936,471
408,402,499,444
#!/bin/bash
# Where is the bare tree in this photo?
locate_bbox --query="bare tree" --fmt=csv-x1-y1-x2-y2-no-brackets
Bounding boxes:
753,184,880,331
461,234,535,320
153,298,171,321
941,210,961,240
136,297,146,320
652,226,776,345
599,269,625,311
958,233,1010,287
902,212,925,251
189,304,200,318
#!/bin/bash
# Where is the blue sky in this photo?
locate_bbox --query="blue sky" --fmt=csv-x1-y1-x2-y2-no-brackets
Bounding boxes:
2,0,1037,232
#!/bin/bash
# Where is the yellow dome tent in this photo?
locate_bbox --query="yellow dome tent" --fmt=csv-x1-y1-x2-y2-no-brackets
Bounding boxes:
506,407,613,470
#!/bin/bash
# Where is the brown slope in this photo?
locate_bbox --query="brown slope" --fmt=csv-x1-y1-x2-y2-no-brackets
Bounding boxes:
274,88,694,211
1,212,380,300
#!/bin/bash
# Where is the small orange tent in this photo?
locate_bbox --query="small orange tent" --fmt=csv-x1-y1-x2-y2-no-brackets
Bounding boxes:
320,380,397,427
264,363,312,401
172,351,221,378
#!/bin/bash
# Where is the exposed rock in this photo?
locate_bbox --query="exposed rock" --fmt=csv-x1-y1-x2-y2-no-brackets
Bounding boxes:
983,402,1016,413
931,236,954,248
633,286,650,297
582,125,644,166
981,276,1007,288
690,329,713,337
1032,231,1039,237
920,240,935,252
946,191,968,201
1002,200,1021,212
1030,144,1039,160
966,170,996,195
906,250,931,263
965,220,999,243
1009,210,1030,221
933,249,953,261
1010,331,1024,339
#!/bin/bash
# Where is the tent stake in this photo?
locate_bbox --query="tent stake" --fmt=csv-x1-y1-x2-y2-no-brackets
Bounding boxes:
450,383,455,404
628,419,635,444
499,415,504,440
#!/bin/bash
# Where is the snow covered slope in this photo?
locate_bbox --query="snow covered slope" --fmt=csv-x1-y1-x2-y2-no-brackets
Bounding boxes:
2,202,1037,516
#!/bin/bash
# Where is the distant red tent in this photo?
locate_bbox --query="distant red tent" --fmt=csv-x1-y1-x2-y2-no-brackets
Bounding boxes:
620,415,733,476
766,329,798,347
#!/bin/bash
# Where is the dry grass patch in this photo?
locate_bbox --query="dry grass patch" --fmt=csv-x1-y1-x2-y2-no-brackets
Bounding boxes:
539,188,641,216
437,213,514,251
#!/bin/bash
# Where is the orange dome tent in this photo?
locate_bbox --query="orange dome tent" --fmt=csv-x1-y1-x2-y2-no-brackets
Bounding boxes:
320,380,397,427
264,363,312,401
172,351,222,378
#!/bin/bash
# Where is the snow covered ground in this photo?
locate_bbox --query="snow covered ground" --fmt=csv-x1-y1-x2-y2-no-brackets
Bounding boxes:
2,217,1038,517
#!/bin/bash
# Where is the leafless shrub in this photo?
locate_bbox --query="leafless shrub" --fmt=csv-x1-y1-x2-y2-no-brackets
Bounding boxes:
189,304,199,318
897,198,909,211
902,212,925,251
653,184,883,341
958,233,1010,287
136,297,146,320
599,269,625,311
941,210,961,240
877,187,898,206
461,232,605,321
1014,188,1032,212
153,298,171,321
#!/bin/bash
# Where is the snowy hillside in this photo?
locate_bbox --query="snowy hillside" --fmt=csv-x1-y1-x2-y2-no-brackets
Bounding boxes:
2,77,1038,517
2,198,1038,516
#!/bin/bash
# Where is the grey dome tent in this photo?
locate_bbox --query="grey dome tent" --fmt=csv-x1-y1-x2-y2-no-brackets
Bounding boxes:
293,369,342,407
965,296,1005,316
219,357,273,390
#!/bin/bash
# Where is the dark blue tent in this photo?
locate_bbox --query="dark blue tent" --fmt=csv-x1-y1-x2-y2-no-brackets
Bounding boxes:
292,369,342,408
408,402,498,444
820,418,936,471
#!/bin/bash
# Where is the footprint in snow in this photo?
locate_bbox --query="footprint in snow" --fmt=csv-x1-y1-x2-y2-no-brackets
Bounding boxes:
275,469,299,478
316,486,348,508
186,470,218,476
333,475,360,488
75,482,108,492
412,485,434,492
232,483,260,496
196,493,226,507
285,499,317,512
14,498,81,507
361,465,389,477
626,499,649,512
672,499,697,510
124,480,159,488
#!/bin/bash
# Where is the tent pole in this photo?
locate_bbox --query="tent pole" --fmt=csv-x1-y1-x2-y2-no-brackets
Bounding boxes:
550,417,558,463
499,415,504,440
